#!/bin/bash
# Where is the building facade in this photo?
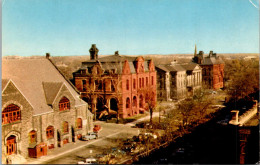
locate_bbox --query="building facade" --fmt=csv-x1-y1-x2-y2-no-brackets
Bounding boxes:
2,57,93,164
73,44,157,119
192,47,224,89
156,61,202,101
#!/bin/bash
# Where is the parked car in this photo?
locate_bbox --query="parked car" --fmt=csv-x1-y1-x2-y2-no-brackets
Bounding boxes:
93,125,101,133
85,158,97,164
82,132,98,141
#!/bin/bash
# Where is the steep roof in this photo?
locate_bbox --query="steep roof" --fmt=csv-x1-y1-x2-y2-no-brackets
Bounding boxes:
203,56,224,65
2,58,87,115
79,54,151,74
42,82,63,105
181,63,200,71
156,64,186,72
2,79,10,91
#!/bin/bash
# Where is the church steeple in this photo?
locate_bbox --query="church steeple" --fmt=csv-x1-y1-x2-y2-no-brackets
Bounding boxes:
194,44,197,57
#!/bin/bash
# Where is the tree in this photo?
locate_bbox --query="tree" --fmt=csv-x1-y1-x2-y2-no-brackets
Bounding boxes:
140,86,156,124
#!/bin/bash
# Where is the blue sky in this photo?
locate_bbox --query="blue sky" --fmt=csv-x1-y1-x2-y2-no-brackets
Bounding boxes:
2,0,259,56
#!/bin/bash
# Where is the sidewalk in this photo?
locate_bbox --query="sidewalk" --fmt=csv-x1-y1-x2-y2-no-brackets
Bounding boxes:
25,117,148,164
26,130,122,164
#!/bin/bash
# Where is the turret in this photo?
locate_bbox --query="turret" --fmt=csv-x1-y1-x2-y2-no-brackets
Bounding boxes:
89,44,99,60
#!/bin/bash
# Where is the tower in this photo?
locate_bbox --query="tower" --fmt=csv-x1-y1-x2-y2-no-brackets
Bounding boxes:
89,44,99,60
194,44,197,57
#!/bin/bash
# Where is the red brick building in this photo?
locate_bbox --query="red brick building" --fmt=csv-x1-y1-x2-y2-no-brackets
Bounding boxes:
73,44,157,119
192,48,224,89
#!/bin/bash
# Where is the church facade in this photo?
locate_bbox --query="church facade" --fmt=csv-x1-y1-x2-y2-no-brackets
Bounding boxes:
73,44,157,119
2,56,93,164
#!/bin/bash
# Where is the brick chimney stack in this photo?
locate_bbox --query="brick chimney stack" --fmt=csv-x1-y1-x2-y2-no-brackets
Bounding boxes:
46,53,50,59
89,44,99,60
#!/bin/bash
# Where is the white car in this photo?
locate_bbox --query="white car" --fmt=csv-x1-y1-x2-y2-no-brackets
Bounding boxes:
82,132,98,141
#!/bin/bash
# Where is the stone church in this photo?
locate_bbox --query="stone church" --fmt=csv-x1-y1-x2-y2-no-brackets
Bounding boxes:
2,56,93,164
156,61,202,101
73,44,157,119
192,45,224,89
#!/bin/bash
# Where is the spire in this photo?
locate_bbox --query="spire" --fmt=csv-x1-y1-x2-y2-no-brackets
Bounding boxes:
194,44,197,57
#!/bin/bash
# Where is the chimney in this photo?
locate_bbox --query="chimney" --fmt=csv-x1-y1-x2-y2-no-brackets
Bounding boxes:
46,53,50,59
209,51,213,57
115,51,119,56
89,44,99,60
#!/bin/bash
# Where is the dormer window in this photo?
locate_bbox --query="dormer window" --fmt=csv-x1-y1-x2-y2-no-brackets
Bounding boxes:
59,97,70,111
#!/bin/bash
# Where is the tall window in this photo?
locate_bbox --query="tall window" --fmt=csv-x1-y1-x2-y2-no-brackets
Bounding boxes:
126,98,130,109
46,126,54,139
146,77,148,86
111,80,115,91
76,118,82,129
133,96,137,107
98,80,103,90
63,121,69,133
151,76,154,85
59,97,70,111
133,79,136,89
29,130,37,144
139,78,141,88
142,78,144,87
126,79,129,90
82,80,87,91
2,104,21,124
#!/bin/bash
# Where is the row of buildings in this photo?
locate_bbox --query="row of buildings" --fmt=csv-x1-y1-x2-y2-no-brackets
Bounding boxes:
2,44,224,163
73,44,224,115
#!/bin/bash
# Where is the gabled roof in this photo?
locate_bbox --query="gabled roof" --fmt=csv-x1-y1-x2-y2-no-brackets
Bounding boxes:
2,79,10,91
201,56,224,65
42,82,63,105
181,63,200,71
156,64,186,72
79,54,152,74
2,58,87,115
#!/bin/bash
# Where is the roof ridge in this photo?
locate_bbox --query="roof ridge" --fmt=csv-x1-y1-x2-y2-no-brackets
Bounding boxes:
47,58,80,94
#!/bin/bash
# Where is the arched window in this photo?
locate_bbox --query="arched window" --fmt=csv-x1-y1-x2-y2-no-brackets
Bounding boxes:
126,79,129,90
151,76,154,85
59,97,70,111
139,78,141,88
46,126,54,139
142,78,144,87
126,98,130,109
29,130,37,144
76,118,82,129
63,121,69,133
146,77,148,86
133,79,136,89
133,96,137,107
2,104,21,124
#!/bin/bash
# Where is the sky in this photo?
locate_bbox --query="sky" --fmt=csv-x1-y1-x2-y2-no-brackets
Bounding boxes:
2,0,259,56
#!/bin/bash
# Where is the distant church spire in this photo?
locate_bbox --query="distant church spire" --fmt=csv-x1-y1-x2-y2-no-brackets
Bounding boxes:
194,44,197,57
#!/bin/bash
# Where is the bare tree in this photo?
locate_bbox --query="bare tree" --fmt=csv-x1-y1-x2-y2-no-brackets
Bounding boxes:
139,86,156,124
